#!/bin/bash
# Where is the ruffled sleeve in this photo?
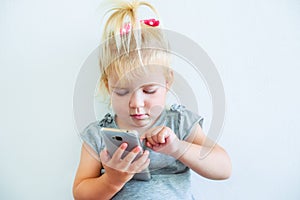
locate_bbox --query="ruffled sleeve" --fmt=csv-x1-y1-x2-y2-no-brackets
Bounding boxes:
80,113,116,155
170,104,204,140
80,121,104,155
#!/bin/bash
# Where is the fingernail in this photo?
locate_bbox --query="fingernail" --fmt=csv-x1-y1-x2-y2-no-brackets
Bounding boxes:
121,143,128,150
133,146,141,153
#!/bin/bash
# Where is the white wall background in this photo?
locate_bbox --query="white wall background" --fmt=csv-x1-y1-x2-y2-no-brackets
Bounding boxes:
1,0,300,199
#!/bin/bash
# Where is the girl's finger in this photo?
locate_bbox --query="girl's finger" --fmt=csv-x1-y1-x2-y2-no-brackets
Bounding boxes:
140,158,151,171
157,127,170,143
146,141,153,148
130,150,150,172
141,126,163,140
99,149,110,163
122,146,142,164
146,134,156,146
134,158,151,173
111,143,128,160
144,126,164,145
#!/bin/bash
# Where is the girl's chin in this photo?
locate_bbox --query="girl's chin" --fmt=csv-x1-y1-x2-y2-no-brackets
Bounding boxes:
130,118,154,128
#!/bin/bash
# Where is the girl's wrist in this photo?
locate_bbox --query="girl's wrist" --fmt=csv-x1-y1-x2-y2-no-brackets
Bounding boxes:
101,173,126,191
170,140,190,159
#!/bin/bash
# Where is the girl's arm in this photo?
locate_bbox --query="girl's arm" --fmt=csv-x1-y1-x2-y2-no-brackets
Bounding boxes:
176,124,232,180
142,124,231,180
72,143,122,200
73,143,150,200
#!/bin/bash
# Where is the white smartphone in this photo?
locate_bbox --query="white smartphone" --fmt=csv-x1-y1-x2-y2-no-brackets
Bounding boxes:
100,127,151,181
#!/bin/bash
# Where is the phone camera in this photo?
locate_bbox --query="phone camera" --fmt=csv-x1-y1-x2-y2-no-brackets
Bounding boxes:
113,136,123,141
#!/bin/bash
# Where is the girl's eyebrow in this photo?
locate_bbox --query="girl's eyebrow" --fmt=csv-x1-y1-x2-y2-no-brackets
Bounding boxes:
110,86,128,90
142,83,160,87
111,84,159,89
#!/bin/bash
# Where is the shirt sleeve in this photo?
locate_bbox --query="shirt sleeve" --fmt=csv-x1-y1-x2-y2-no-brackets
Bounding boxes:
80,121,104,155
173,105,204,140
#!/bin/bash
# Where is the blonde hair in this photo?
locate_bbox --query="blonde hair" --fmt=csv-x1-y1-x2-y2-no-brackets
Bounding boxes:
99,0,173,92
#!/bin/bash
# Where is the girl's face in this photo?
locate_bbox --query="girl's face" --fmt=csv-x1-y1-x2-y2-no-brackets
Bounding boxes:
108,68,171,133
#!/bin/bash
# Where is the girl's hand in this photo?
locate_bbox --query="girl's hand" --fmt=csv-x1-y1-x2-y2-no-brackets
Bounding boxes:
99,143,150,186
141,126,181,157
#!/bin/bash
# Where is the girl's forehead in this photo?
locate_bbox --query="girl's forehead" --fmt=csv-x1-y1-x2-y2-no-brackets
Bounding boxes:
108,68,166,88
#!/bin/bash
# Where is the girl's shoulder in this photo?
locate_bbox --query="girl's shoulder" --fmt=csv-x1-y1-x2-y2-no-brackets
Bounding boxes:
169,104,186,113
81,113,116,136
163,104,204,140
80,113,116,154
167,104,203,126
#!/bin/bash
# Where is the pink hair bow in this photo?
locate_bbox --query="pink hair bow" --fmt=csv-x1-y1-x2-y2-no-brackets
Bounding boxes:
140,18,160,26
120,18,160,35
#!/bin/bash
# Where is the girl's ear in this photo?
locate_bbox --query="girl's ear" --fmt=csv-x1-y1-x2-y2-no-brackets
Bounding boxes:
166,70,174,90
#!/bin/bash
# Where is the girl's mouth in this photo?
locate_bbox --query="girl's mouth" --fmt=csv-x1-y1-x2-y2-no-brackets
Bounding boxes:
130,114,148,120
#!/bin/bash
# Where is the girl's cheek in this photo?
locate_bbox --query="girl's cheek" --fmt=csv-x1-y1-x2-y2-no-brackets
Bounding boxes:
111,95,130,106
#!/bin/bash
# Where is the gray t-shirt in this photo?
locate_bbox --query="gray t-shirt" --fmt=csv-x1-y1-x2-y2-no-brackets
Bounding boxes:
81,104,203,200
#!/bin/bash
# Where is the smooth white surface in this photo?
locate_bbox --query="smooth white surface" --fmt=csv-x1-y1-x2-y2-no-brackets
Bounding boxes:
1,0,300,199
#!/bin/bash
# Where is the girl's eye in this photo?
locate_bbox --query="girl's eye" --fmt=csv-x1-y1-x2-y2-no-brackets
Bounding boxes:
114,90,129,96
143,88,157,94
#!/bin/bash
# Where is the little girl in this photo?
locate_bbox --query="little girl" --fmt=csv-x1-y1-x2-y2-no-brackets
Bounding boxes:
73,0,231,199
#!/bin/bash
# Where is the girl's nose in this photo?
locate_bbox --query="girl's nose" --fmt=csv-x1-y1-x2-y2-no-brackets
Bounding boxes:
129,91,145,108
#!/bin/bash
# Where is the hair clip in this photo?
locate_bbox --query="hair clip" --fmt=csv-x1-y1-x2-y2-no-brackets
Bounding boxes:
120,23,132,35
140,18,160,27
120,18,160,35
